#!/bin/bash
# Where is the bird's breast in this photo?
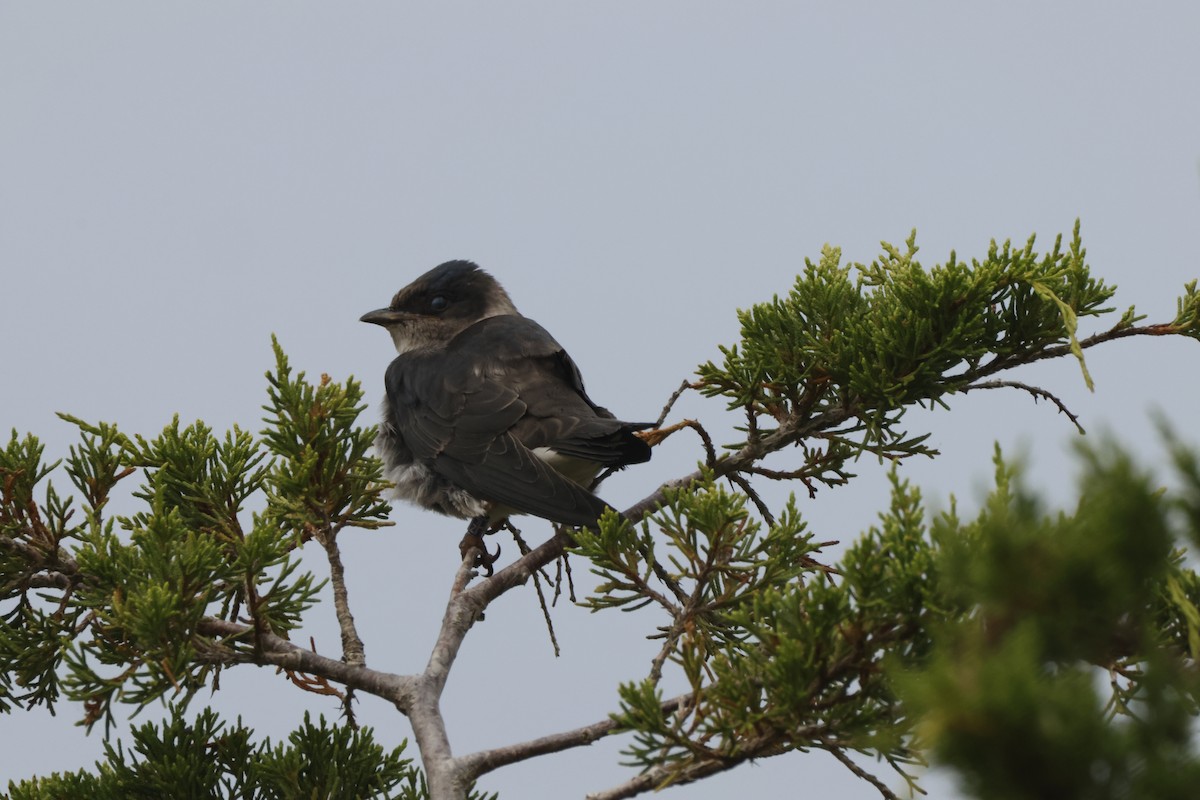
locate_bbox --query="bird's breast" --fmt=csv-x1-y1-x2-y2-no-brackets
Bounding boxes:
375,399,486,520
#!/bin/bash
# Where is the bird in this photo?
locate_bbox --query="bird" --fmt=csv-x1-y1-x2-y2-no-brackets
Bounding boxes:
361,260,652,572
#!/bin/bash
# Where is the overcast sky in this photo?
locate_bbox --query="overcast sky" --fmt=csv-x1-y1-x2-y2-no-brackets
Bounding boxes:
3,4,1199,798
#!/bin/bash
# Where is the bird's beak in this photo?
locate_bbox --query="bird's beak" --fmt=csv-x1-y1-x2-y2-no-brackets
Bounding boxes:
360,308,405,326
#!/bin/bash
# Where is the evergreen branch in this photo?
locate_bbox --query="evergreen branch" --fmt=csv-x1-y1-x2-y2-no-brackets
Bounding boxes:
952,319,1186,386
625,319,1185,528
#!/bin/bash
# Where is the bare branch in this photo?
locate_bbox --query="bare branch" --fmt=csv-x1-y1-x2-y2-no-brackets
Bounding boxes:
958,379,1085,434
512,526,561,657
195,617,414,706
654,379,698,428
826,746,903,800
725,471,776,526
0,534,80,575
584,726,828,800
316,528,365,668
6,570,74,592
637,418,716,468
457,694,689,780
461,717,615,778
409,551,498,800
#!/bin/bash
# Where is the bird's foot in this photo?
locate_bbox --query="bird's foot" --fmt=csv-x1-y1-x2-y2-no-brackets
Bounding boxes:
460,516,502,576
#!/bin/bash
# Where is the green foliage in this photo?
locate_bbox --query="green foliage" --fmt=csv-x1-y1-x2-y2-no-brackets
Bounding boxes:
700,223,1114,416
6,706,424,800
0,431,79,714
603,472,952,786
598,441,1200,795
0,341,390,731
1170,279,1200,340
261,337,393,543
573,477,821,623
690,223,1199,500
894,443,1200,799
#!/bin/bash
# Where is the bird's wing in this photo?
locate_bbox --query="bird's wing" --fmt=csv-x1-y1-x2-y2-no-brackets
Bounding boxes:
467,316,653,466
383,316,642,526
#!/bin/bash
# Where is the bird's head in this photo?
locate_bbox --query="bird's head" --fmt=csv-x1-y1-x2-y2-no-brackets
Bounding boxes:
361,260,520,354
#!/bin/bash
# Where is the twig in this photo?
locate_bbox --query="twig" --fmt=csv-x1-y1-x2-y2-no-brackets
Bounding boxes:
456,694,689,780
950,320,1186,386
314,526,365,668
196,617,414,705
282,668,346,699
826,746,903,800
513,525,561,657
655,379,698,428
582,731,813,800
637,419,717,468
725,471,775,526
551,550,577,607
314,523,365,725
959,379,1085,434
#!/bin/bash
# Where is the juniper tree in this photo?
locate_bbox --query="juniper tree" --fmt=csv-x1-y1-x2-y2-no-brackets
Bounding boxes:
3,223,1199,799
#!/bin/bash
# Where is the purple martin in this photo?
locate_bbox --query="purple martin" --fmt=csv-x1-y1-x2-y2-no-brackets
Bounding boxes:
361,260,651,568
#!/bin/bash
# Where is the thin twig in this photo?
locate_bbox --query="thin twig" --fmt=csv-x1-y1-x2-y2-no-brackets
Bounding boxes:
655,379,698,428
316,527,365,668
826,746,903,800
582,728,821,800
950,320,1185,386
959,379,1085,434
725,471,776,526
315,524,365,724
637,419,717,468
513,525,561,657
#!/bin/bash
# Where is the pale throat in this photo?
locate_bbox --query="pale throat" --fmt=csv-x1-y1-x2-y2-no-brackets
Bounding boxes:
387,297,521,356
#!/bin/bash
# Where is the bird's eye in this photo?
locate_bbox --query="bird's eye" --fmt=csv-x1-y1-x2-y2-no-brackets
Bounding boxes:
429,295,449,313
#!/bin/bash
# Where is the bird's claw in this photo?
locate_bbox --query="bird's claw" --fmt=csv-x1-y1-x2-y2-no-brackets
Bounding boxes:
460,518,502,576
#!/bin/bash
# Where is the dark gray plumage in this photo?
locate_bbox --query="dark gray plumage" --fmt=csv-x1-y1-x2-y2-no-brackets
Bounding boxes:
361,260,651,540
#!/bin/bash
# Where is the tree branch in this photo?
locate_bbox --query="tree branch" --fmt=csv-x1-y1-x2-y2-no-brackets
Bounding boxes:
958,379,1085,434
825,745,904,800
582,730,820,800
317,528,366,668
654,379,698,428
456,694,689,780
951,320,1187,387
195,617,413,706
13,571,75,591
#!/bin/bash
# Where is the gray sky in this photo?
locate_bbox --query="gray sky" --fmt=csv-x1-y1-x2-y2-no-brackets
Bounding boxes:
2,4,1199,798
